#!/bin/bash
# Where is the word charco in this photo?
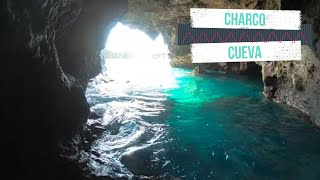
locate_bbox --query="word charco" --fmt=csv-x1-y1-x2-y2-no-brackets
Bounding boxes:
224,12,266,26
225,12,265,60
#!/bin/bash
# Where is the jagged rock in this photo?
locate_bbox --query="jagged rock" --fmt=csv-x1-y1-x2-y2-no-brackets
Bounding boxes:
89,110,103,120
262,46,320,126
260,0,320,126
207,62,262,75
192,66,205,75
169,54,195,68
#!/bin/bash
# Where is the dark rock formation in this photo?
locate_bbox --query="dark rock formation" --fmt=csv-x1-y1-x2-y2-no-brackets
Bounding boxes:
2,0,127,179
261,47,320,126
202,62,262,75
260,0,320,126
192,66,205,75
56,0,128,89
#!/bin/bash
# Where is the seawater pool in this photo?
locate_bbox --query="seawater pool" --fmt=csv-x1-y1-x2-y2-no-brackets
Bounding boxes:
84,58,320,180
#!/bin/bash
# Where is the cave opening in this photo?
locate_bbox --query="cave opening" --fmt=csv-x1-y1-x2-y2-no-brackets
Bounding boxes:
81,18,320,180
98,22,174,85
85,22,179,104
81,4,320,178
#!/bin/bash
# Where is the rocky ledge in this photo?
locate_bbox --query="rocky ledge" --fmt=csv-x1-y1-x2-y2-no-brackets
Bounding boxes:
262,46,320,126
261,0,320,126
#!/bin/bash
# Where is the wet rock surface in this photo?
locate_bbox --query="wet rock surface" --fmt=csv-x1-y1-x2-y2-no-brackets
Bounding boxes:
260,0,320,126
262,46,320,126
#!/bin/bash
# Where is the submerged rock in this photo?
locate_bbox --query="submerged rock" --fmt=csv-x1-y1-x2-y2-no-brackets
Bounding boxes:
89,110,103,120
191,66,205,75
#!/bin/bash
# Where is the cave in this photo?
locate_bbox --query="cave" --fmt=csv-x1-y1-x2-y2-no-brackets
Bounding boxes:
3,0,320,180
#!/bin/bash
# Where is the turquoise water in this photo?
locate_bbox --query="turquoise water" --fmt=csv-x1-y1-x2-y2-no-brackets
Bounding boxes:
85,59,320,180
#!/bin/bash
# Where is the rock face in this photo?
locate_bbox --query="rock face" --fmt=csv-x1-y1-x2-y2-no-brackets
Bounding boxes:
261,47,320,125
203,62,262,75
261,0,320,126
2,0,127,179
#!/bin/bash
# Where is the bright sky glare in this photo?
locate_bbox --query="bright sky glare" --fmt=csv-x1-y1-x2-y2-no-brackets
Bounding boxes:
98,22,176,90
105,22,168,58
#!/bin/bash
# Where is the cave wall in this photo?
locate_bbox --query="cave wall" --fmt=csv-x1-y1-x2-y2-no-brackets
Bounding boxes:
2,0,128,179
261,0,320,126
56,1,128,89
